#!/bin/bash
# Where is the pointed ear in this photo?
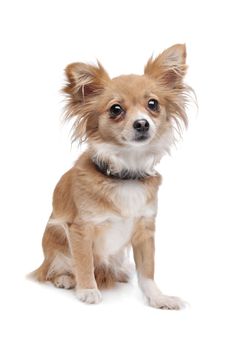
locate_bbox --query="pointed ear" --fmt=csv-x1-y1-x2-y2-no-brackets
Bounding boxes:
144,44,187,88
63,61,110,101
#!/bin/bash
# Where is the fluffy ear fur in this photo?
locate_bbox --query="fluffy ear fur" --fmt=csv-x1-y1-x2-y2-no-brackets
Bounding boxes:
144,44,187,89
145,44,190,129
64,62,109,100
63,62,110,143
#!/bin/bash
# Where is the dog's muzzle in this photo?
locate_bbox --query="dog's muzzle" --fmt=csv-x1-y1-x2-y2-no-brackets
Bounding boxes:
133,119,150,141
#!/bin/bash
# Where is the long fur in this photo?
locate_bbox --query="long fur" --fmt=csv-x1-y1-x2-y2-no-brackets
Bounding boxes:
31,44,193,309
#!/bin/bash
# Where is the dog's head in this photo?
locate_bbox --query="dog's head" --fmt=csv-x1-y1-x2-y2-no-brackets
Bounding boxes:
63,44,191,158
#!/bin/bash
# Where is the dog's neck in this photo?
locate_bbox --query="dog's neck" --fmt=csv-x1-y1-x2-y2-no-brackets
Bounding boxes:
92,157,155,180
89,141,167,180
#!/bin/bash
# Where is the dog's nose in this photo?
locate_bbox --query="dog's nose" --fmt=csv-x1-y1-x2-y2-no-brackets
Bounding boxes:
133,119,150,132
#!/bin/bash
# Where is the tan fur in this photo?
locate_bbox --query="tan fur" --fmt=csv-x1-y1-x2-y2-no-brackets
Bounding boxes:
32,44,192,309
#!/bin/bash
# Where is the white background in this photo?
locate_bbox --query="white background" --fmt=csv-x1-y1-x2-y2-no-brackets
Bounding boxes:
1,0,233,349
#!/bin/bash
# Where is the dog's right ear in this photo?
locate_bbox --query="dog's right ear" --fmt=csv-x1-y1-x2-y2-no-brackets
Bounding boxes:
63,62,110,143
63,62,110,101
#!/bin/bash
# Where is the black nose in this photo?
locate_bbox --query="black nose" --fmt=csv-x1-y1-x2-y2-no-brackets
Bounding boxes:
133,119,150,132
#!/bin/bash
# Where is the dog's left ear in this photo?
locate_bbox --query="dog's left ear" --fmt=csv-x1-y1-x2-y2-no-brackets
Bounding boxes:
144,44,187,88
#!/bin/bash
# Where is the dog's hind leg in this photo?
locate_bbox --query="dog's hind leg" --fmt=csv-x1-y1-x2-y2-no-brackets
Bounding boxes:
47,253,75,289
31,216,76,289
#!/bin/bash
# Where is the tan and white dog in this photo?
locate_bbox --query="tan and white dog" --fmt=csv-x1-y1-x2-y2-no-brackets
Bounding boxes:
32,44,191,309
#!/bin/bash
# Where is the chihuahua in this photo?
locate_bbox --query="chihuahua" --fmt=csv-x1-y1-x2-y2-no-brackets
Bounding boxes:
32,44,191,309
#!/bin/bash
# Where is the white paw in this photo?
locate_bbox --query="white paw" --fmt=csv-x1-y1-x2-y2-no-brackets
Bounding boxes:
147,294,186,310
53,275,75,289
139,277,186,310
76,288,102,304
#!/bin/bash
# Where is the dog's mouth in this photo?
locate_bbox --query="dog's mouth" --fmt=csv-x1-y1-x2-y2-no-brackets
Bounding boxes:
121,132,152,145
134,134,150,142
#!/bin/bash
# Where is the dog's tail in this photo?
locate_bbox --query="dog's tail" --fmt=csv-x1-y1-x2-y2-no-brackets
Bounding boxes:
27,259,50,282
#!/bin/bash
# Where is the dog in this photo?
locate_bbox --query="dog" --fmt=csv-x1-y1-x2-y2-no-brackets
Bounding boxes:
32,44,192,309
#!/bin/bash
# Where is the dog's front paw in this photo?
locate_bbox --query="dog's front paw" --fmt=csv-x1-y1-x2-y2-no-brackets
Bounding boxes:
147,294,186,310
139,278,186,310
76,288,102,304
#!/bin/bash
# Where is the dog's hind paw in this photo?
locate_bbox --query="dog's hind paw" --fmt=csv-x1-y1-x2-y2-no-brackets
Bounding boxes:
53,274,76,289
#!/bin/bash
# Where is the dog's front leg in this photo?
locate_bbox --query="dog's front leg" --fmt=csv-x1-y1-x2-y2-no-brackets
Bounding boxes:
132,217,185,310
68,222,102,304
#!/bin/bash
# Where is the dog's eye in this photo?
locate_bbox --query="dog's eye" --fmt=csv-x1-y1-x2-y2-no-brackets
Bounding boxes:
109,104,124,118
148,99,159,112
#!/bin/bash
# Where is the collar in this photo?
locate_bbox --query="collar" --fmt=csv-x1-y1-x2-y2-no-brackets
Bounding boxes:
92,158,154,180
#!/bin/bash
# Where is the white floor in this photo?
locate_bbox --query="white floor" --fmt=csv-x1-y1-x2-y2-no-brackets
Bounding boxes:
2,258,232,350
1,1,233,348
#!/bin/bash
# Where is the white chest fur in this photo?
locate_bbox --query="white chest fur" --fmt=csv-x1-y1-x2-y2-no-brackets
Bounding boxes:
112,180,156,217
92,180,157,258
94,217,134,257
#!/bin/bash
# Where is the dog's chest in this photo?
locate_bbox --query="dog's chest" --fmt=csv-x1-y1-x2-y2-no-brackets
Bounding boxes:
111,180,155,217
93,181,156,257
94,217,134,257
